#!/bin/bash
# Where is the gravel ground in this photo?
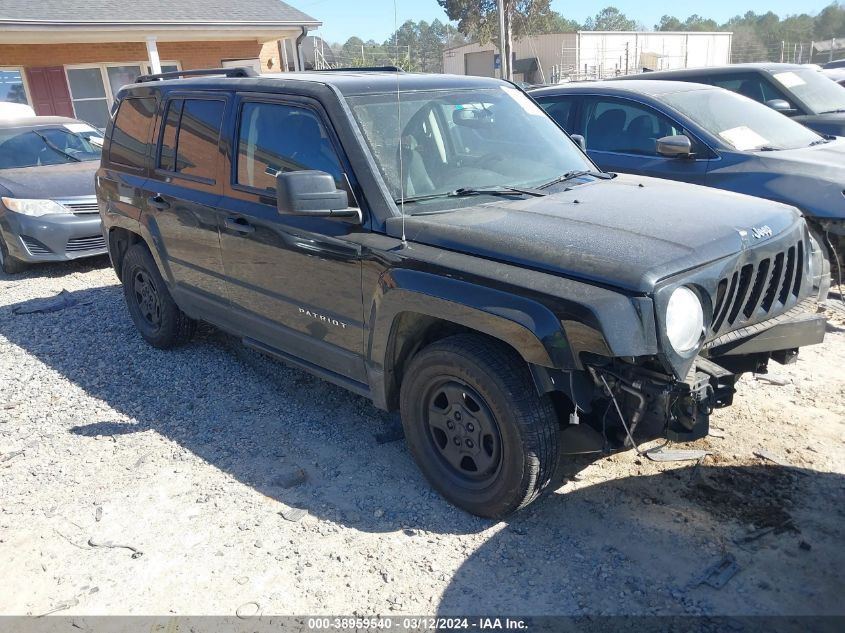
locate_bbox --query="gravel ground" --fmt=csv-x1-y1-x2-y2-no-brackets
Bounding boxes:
1,257,844,617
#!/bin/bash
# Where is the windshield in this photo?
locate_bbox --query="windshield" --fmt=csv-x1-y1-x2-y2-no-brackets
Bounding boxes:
346,86,594,209
663,88,822,151
0,124,103,169
772,68,845,114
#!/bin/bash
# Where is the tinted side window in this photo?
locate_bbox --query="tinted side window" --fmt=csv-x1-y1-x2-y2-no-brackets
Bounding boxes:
159,98,182,172
709,75,789,106
109,97,156,168
583,98,683,156
538,97,574,130
157,98,224,181
236,102,343,193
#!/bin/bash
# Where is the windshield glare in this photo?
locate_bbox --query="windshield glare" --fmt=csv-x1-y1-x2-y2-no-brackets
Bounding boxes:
0,125,102,169
772,68,845,114
663,88,822,151
347,86,593,207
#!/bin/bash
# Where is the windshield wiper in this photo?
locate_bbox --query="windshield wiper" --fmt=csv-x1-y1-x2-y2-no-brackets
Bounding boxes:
809,137,831,147
753,146,783,152
819,108,845,114
396,184,548,205
538,170,615,190
30,130,80,162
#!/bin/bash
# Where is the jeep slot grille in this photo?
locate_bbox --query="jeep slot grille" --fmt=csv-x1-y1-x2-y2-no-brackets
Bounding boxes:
709,240,803,337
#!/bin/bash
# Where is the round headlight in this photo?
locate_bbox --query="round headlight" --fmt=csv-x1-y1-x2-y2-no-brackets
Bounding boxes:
666,286,705,353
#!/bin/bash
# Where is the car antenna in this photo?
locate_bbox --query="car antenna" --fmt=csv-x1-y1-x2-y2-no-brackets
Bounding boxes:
393,0,406,244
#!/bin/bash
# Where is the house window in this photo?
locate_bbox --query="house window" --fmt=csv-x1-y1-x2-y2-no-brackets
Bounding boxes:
0,68,29,105
65,62,179,129
66,67,110,129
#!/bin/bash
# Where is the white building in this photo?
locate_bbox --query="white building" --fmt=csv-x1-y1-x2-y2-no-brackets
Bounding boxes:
443,31,733,84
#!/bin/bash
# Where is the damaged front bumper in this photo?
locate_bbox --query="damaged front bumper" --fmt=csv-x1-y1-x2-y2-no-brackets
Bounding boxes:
555,302,826,453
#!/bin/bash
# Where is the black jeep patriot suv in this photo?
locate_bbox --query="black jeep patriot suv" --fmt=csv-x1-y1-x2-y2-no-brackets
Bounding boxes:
96,68,827,518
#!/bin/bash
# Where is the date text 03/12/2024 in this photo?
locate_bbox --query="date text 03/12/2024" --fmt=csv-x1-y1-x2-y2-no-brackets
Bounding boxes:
306,617,528,630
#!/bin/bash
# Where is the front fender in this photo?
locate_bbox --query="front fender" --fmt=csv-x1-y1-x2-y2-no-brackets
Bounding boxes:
368,268,568,370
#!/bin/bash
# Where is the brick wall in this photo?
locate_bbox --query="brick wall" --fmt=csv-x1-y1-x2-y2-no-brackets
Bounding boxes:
0,40,266,70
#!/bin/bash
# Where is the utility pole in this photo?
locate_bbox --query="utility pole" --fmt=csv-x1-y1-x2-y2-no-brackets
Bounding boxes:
625,42,629,75
497,0,510,80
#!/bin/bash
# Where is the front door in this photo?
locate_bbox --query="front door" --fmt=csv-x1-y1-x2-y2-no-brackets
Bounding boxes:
145,95,230,319
578,96,711,185
25,67,73,117
217,96,366,384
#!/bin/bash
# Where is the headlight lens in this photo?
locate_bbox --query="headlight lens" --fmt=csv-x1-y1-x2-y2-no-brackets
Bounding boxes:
1,197,68,217
666,286,705,353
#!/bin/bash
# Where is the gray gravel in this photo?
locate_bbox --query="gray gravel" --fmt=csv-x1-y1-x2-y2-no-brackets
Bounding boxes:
1,257,843,617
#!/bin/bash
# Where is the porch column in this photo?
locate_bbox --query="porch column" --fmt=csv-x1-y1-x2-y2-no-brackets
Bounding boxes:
145,36,162,74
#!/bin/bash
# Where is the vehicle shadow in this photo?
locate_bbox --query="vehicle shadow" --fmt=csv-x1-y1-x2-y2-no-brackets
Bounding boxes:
437,464,845,617
0,255,110,282
0,284,527,535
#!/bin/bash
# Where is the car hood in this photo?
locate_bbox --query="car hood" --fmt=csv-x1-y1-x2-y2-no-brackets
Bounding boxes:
722,138,845,220
0,161,99,199
755,136,845,172
795,112,845,136
387,174,801,294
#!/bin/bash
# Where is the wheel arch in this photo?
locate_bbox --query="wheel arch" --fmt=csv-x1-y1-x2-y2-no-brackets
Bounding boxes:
366,269,578,411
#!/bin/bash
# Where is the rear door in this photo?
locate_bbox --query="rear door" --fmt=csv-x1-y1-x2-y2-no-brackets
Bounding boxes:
216,93,367,385
576,96,712,184
145,93,230,320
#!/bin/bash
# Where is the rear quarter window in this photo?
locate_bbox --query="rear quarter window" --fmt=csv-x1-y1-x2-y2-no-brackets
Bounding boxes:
157,98,225,182
109,97,157,169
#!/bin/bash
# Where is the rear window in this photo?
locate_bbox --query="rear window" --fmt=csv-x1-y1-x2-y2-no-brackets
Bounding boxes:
109,97,156,168
157,98,225,182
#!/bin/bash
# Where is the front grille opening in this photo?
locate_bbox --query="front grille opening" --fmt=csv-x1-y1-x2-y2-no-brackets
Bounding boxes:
779,246,796,305
743,258,770,319
762,252,784,312
713,278,728,318
792,240,804,297
20,235,52,256
712,271,738,332
727,264,754,325
66,235,106,252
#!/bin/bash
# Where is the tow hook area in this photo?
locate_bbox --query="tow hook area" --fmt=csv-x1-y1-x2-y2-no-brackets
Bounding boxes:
586,359,738,448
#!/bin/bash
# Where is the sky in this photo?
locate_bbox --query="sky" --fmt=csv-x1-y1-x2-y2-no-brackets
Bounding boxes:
294,0,834,44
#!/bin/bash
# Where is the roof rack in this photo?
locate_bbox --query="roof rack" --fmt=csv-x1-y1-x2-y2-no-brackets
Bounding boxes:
136,67,258,83
312,66,404,73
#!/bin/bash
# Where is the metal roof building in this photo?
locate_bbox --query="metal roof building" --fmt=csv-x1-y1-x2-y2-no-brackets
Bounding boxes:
443,31,733,84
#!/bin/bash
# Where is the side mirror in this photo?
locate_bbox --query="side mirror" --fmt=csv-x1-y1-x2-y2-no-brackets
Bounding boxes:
765,99,797,115
656,135,693,158
276,170,359,219
570,134,587,152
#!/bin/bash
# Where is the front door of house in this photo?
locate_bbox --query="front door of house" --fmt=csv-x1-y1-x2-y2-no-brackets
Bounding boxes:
25,67,74,118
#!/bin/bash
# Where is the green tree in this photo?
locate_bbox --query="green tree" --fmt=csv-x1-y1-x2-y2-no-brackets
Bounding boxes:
683,14,719,31
655,15,684,31
584,6,638,31
814,2,845,39
545,12,581,33
437,0,558,74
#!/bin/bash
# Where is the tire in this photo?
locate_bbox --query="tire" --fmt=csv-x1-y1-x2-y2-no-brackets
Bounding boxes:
120,243,196,348
0,234,27,274
400,334,559,518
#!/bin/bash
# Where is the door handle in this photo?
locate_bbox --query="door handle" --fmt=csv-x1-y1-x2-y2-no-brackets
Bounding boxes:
147,195,170,211
225,217,255,234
